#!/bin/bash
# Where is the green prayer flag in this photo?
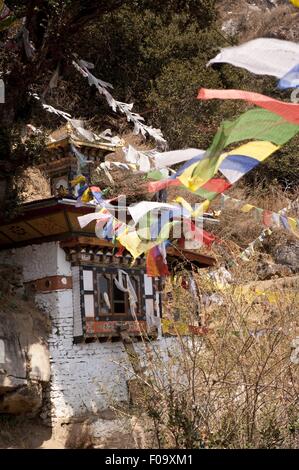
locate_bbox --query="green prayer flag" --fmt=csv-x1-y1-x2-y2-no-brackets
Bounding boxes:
147,170,165,181
191,108,299,182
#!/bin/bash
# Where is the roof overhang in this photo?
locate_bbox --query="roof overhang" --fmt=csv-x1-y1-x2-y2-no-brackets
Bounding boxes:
46,136,123,153
0,197,96,249
0,198,216,268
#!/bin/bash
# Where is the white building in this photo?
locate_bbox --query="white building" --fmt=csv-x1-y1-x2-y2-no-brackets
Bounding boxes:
0,128,215,436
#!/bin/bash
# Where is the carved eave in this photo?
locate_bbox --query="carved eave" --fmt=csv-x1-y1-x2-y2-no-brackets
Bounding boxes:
61,239,146,268
38,144,108,176
46,121,124,154
46,137,122,153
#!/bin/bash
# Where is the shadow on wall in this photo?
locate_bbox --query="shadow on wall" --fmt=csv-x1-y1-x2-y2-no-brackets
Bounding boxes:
0,264,51,427
0,255,160,448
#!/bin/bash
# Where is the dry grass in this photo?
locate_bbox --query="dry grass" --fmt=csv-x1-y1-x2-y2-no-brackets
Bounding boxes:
124,267,299,448
217,1,299,42
14,167,51,203
240,4,299,42
208,183,299,250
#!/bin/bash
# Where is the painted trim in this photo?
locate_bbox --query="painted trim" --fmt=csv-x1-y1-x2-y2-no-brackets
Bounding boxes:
24,275,72,293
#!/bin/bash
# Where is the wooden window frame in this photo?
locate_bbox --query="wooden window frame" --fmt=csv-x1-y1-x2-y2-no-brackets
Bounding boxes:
80,266,146,323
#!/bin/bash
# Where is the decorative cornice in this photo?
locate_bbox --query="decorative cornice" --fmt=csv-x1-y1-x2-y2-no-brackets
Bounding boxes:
61,239,146,268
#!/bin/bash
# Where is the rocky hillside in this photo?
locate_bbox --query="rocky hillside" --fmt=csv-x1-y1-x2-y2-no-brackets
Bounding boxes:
217,0,299,41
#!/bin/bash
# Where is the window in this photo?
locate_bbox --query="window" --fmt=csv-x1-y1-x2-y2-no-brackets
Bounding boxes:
71,263,162,340
81,266,146,322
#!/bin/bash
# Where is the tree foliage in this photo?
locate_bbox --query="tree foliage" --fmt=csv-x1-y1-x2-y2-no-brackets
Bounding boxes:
0,0,298,204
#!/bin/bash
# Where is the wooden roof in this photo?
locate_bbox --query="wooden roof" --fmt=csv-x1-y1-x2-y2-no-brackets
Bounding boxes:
46,122,124,152
0,197,216,268
0,197,96,248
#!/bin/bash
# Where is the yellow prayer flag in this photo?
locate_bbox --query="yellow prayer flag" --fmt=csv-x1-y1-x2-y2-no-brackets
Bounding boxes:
178,140,280,192
81,188,92,202
70,175,86,187
162,319,189,335
117,221,178,259
225,141,280,161
175,196,193,214
241,204,254,213
117,229,143,259
288,217,299,237
174,197,210,218
177,162,198,190
193,199,210,217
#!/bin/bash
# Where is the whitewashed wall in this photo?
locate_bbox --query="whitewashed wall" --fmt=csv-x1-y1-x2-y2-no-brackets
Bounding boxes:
0,242,174,425
0,242,67,281
37,289,135,421
0,242,146,422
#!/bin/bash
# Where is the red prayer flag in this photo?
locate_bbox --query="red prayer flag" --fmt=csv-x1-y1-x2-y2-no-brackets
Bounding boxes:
148,178,180,193
115,245,125,257
146,245,170,277
262,209,273,227
201,178,231,193
198,88,299,126
181,220,217,248
148,177,231,196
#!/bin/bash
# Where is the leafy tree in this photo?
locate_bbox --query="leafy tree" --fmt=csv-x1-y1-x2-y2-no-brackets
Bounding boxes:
0,1,221,175
0,0,297,212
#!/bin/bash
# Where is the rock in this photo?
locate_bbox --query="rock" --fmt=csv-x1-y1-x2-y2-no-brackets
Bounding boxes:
0,383,42,415
0,332,27,394
271,242,299,272
218,0,299,43
290,337,299,365
0,177,7,207
0,274,50,415
64,422,94,449
221,19,240,36
257,261,293,280
262,231,299,274
90,418,137,449
0,374,27,395
14,167,51,203
0,264,23,297
28,344,50,383
97,408,118,420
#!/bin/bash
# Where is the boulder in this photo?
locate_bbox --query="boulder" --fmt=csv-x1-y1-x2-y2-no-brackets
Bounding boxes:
0,321,27,394
28,344,50,383
0,383,42,415
0,268,50,415
271,242,299,272
257,261,293,280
